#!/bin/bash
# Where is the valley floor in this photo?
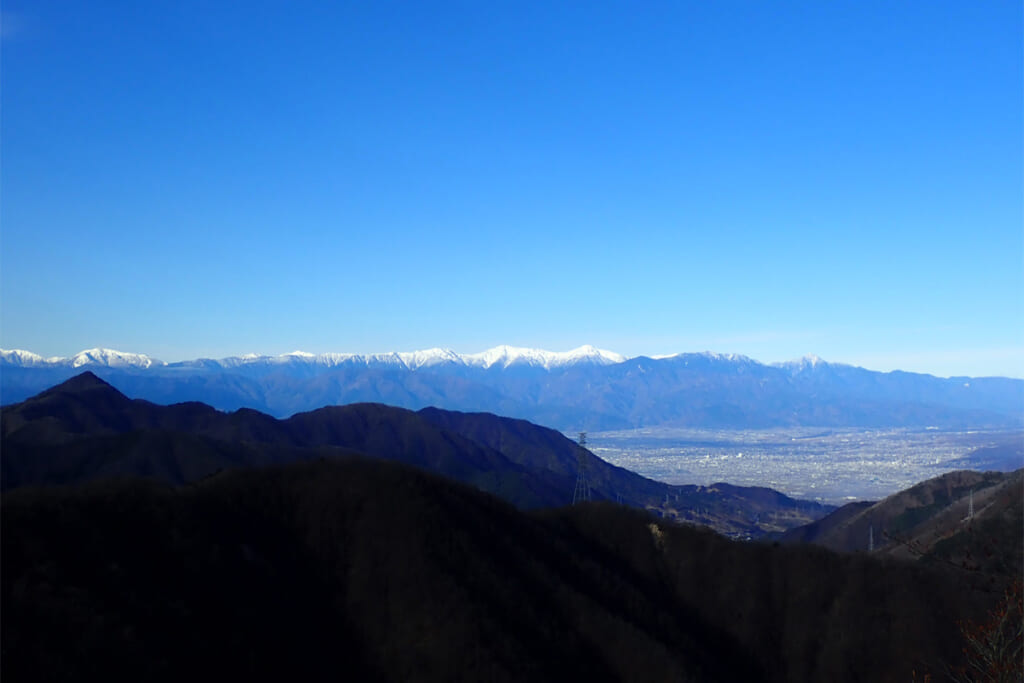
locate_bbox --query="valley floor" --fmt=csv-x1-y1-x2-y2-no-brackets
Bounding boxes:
589,427,1024,504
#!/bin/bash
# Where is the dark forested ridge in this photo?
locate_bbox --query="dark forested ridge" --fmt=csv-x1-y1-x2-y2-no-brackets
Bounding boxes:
0,372,830,535
1,459,1002,683
781,467,1024,572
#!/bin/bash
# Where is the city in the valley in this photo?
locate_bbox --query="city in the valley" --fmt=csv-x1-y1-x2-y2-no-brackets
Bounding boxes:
587,427,1023,504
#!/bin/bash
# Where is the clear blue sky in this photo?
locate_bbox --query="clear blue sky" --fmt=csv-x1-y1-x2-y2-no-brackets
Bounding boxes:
2,1,1021,377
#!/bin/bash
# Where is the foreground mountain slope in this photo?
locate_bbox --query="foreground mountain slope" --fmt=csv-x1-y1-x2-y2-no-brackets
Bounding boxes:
4,347,1021,429
0,373,830,535
2,458,997,683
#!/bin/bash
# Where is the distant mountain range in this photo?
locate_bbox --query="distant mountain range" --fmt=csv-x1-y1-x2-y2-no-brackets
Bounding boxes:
1,372,830,537
0,344,627,371
3,346,1022,430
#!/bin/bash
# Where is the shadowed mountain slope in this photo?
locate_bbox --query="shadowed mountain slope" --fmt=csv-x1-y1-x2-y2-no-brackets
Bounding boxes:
1,373,562,509
0,373,831,535
781,468,1024,580
2,458,998,683
416,407,671,506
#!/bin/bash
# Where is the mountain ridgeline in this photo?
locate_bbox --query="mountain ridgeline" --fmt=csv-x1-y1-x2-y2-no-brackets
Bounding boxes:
0,373,830,536
2,346,1021,430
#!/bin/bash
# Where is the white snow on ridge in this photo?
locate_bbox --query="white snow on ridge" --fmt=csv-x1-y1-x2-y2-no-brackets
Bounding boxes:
463,345,625,370
70,348,165,369
559,344,627,366
0,349,60,366
220,349,460,370
282,350,316,359
463,345,552,369
176,345,623,371
398,348,464,369
1,345,628,371
0,348,165,369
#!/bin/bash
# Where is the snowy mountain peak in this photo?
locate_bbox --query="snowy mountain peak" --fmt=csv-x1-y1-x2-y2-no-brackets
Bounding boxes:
0,349,55,366
70,348,165,369
282,350,316,359
559,345,627,366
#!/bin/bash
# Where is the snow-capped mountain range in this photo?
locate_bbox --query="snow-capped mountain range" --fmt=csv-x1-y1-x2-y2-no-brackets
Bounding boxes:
0,345,834,373
1,348,165,369
0,345,627,372
2,345,1021,431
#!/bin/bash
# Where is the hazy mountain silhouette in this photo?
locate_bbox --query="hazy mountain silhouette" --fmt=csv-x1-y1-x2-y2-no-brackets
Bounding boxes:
0,373,830,535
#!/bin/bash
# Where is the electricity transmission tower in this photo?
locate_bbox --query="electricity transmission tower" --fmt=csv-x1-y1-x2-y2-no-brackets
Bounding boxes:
868,525,874,552
963,488,974,522
572,432,591,504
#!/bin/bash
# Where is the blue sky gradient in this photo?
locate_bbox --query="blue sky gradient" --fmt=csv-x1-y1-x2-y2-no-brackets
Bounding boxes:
2,1,1021,376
